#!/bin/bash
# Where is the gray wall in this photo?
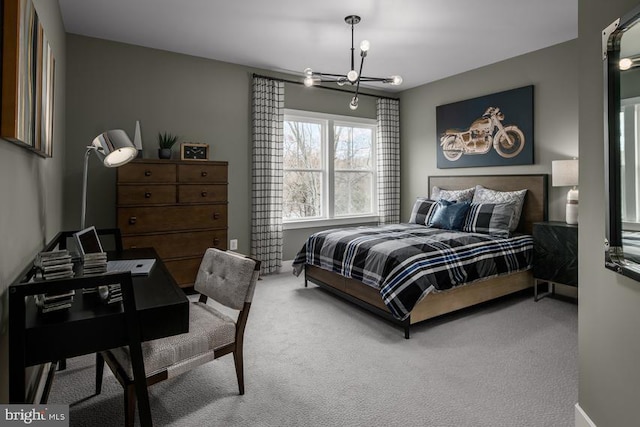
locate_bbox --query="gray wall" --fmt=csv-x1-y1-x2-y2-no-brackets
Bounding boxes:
0,0,66,402
578,0,640,426
399,40,579,223
66,34,387,261
65,35,255,253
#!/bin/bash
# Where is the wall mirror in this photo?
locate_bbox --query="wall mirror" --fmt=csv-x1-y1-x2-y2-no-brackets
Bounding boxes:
604,3,640,281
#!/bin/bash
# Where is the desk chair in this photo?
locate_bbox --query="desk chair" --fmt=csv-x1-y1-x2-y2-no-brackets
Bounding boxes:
96,248,260,426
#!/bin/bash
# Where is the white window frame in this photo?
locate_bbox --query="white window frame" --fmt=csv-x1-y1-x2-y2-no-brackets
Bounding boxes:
283,109,378,229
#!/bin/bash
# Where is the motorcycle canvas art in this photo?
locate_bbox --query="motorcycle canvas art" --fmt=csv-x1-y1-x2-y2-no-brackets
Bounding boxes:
436,85,533,169
440,107,525,161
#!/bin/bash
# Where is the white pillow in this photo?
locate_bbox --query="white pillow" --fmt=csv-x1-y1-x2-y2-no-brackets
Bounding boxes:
430,186,475,202
471,185,527,232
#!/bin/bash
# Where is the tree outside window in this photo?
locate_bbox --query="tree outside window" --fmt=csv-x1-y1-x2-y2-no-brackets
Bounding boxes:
283,110,376,222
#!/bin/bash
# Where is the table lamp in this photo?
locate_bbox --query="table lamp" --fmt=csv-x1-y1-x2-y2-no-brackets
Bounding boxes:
81,129,137,228
552,159,579,225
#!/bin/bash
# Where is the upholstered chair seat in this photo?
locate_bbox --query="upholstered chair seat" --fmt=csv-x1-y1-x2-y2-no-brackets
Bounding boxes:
96,248,260,427
108,302,236,378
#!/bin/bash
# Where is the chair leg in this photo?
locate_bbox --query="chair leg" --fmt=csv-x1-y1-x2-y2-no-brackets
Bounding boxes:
233,346,245,395
124,384,136,427
95,353,105,395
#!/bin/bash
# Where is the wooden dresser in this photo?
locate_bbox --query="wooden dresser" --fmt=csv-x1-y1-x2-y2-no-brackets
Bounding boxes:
116,159,228,288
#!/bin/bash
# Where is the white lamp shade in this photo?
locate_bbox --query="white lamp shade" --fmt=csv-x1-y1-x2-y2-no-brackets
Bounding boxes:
91,129,137,167
552,159,579,187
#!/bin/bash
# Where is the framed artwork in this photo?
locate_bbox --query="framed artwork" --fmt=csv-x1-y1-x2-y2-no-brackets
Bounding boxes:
1,0,55,157
436,85,533,169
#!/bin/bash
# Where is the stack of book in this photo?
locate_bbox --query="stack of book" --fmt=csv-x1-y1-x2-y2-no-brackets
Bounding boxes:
36,250,74,280
35,290,75,313
83,252,107,276
103,284,123,304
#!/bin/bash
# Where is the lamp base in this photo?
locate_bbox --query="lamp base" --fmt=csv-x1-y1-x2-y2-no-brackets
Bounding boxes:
566,188,579,225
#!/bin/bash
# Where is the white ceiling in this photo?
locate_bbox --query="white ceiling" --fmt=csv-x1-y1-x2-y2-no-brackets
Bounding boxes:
58,0,578,92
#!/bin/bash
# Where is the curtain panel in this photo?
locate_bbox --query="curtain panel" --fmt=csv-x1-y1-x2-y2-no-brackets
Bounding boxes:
377,98,401,224
251,77,285,274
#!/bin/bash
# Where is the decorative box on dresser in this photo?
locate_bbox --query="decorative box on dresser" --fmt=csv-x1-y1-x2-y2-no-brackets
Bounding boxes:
116,159,228,288
532,221,578,301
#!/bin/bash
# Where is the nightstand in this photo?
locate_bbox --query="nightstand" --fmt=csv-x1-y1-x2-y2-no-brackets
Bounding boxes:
532,221,578,301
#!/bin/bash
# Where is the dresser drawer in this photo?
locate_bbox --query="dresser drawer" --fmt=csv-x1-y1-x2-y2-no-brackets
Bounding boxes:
178,184,227,203
164,257,202,287
118,205,228,234
118,185,176,205
178,164,227,183
118,163,176,183
122,230,227,258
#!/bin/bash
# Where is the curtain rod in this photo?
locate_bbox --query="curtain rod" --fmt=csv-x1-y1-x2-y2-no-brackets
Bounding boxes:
251,73,400,101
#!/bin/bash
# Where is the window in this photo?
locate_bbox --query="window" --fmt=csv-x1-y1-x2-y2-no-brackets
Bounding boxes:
283,110,377,226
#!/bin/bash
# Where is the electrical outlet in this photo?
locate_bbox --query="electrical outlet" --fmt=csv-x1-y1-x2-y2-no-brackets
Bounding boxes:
229,239,238,250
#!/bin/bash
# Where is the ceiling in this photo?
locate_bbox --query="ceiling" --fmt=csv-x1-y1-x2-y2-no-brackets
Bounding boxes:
58,0,578,92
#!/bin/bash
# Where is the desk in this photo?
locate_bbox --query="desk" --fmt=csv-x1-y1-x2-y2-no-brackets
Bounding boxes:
9,247,189,427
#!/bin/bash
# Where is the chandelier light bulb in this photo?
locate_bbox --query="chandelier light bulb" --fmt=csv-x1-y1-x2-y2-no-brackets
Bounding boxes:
359,40,370,52
391,75,403,85
304,67,313,76
349,97,359,110
347,70,359,82
304,76,314,87
620,58,633,70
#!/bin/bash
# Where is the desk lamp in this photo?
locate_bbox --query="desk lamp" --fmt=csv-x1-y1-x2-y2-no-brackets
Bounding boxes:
552,159,579,225
81,129,137,228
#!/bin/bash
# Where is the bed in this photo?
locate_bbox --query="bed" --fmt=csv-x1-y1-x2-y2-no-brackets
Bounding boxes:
293,174,548,338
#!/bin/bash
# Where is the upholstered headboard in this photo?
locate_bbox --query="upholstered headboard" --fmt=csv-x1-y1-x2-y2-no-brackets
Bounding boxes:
428,174,548,235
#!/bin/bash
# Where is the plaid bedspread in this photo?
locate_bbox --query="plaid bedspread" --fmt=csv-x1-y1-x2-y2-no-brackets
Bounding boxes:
292,224,533,320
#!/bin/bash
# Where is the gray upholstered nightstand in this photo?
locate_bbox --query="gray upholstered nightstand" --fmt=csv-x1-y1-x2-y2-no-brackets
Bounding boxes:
532,221,578,301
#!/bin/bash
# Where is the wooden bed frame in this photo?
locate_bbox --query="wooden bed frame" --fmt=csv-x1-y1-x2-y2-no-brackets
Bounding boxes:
303,174,548,338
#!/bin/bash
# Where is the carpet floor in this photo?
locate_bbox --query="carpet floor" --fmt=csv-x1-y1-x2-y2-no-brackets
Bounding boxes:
48,268,578,427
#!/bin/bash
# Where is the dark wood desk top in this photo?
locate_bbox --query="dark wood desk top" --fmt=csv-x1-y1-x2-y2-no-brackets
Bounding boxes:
11,247,189,367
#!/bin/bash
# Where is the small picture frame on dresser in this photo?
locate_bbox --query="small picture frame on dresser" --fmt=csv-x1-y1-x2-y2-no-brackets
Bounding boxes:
180,142,209,161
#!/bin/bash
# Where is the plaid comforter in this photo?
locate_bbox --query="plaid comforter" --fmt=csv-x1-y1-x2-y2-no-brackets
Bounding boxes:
292,224,533,320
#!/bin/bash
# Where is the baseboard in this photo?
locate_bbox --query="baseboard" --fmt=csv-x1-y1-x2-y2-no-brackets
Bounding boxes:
575,403,597,427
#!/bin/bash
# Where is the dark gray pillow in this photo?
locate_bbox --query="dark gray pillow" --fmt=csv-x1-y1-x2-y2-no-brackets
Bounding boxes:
472,185,527,232
462,202,515,238
408,197,438,225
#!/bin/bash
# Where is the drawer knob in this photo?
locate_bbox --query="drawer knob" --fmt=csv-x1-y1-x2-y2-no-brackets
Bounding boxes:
145,192,152,198
129,216,137,225
144,170,152,177
213,212,220,220
201,171,208,177
213,238,220,246
201,191,208,197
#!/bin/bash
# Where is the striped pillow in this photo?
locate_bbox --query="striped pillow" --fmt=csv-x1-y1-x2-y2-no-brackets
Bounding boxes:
462,202,515,237
472,186,527,232
408,198,439,225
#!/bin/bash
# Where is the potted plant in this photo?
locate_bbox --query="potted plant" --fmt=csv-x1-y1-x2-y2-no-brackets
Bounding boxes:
158,132,179,159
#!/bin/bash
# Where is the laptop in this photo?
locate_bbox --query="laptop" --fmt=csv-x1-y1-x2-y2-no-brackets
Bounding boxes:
106,259,156,276
73,226,156,276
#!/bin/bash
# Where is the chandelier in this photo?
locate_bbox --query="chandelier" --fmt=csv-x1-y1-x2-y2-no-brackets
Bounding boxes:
303,15,403,110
